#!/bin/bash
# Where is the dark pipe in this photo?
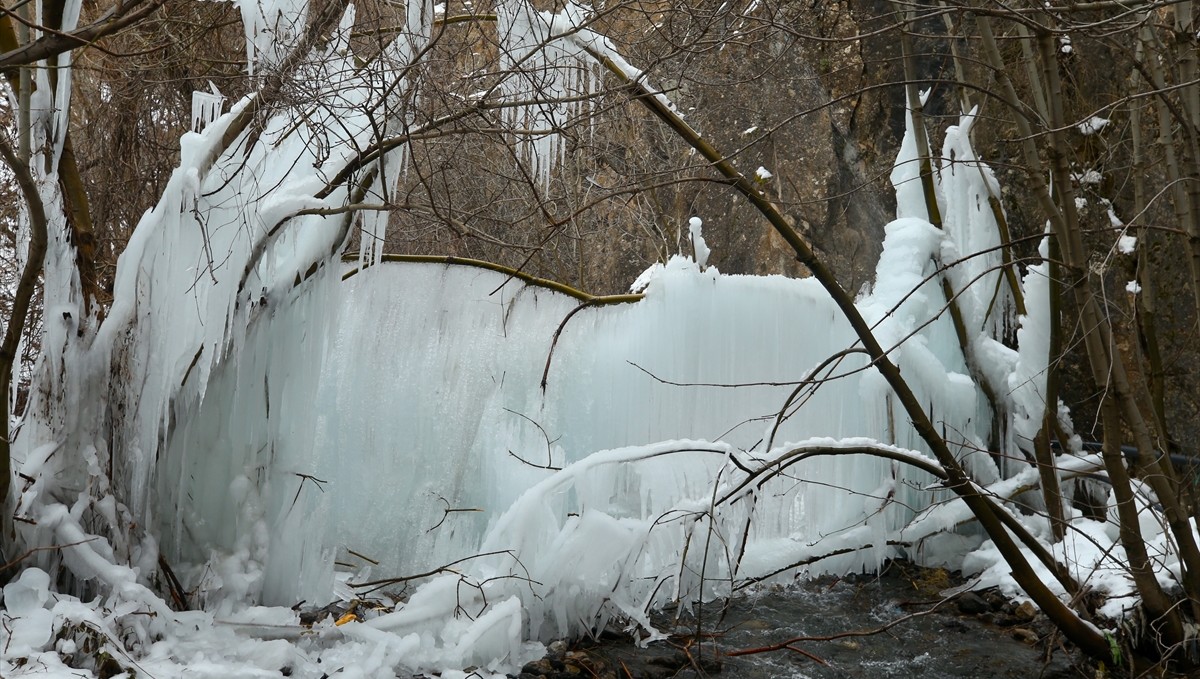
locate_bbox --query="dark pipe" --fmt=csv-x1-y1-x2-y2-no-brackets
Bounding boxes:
1051,440,1198,472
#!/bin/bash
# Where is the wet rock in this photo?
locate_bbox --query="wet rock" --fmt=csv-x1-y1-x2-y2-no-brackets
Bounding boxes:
523,649,613,679
983,590,1010,612
563,638,725,679
645,648,717,675
522,658,554,676
548,640,569,656
957,592,990,615
516,664,589,679
1014,601,1037,623
942,618,970,633
1011,628,1039,645
1032,618,1056,637
695,654,722,673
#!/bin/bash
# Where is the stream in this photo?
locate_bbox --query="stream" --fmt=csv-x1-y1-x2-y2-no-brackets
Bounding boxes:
540,564,1079,679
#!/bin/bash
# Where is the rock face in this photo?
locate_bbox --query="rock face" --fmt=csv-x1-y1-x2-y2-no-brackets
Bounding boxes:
385,1,902,295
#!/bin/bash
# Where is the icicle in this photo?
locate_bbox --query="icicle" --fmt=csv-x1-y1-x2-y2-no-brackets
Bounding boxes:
890,88,935,222
236,0,309,76
191,82,226,133
688,216,709,268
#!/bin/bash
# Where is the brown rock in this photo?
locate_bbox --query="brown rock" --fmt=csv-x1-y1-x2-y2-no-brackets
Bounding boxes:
1011,628,1039,645
521,658,554,676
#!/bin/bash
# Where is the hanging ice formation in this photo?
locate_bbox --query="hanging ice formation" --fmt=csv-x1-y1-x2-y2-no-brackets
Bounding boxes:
4,0,1087,675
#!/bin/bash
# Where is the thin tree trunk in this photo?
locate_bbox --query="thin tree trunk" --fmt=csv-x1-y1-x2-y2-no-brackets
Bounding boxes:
1012,24,1067,541
1129,39,1171,476
0,140,48,535
973,11,1182,643
1034,26,1200,616
0,12,97,312
1140,26,1200,334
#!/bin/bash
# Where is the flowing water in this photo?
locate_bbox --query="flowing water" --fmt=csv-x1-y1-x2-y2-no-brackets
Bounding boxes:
571,567,1078,679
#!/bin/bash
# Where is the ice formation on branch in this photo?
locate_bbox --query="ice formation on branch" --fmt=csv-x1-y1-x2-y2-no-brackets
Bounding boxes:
240,0,309,75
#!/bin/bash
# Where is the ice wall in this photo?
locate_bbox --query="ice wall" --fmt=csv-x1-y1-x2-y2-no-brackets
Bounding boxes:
158,238,981,615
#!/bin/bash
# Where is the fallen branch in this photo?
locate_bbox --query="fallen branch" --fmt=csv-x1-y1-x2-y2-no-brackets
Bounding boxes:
349,550,526,595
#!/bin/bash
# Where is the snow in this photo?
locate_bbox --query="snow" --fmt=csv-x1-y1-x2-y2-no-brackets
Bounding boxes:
688,216,710,268
1118,234,1137,254
629,263,659,293
1077,116,1109,136
755,166,772,180
963,511,1142,621
1105,200,1125,228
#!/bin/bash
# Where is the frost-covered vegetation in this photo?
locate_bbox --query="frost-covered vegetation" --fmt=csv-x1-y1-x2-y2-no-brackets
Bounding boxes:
4,0,1200,676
